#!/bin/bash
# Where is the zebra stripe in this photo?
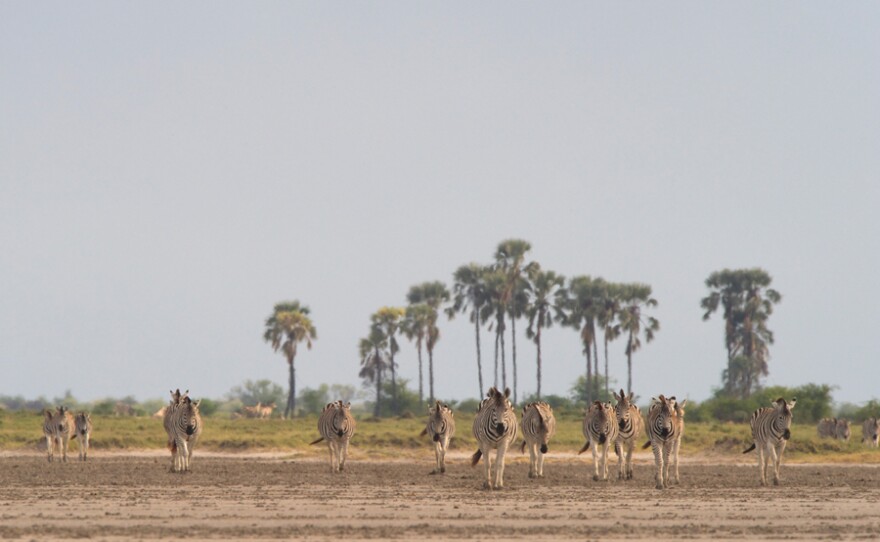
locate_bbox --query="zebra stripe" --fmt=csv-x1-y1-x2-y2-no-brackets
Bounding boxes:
612,389,644,481
579,401,619,482
42,406,74,463
422,400,455,475
818,418,850,441
643,394,685,489
73,412,92,462
742,397,796,486
163,390,203,473
520,402,556,478
310,400,356,472
471,387,517,490
862,418,880,447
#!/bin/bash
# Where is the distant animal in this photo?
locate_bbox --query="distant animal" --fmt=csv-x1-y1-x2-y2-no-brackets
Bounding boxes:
73,412,92,461
579,401,619,482
163,389,202,472
862,418,880,447
420,400,455,475
114,402,135,417
642,394,686,489
152,406,167,419
471,387,517,490
612,389,644,480
310,401,356,473
743,397,797,486
519,401,556,478
818,418,851,441
243,402,276,419
42,406,74,463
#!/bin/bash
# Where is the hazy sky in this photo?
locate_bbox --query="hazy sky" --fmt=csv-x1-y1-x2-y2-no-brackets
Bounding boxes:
2,3,878,406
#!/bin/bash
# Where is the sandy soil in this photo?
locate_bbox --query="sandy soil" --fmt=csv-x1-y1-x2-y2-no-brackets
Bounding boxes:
2,451,880,541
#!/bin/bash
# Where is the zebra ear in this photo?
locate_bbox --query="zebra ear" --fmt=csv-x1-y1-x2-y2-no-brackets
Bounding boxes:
503,387,511,399
787,398,797,410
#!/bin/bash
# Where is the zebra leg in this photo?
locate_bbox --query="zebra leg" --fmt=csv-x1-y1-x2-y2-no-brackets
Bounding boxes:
46,435,54,462
672,439,681,484
600,443,609,481
528,441,537,478
616,441,625,480
495,444,507,489
536,443,546,478
661,444,672,488
482,447,493,490
757,444,767,486
340,438,349,472
178,439,190,472
432,440,442,474
772,441,785,485
625,443,635,480
651,443,664,489
439,436,448,474
591,439,601,481
327,441,338,472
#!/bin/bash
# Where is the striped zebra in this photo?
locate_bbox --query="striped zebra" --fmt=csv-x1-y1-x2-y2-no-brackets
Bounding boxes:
578,401,619,482
612,389,644,480
73,412,92,462
818,418,851,441
519,401,556,478
642,395,685,489
42,406,74,463
310,401,356,473
862,418,880,447
163,390,203,472
420,400,455,475
471,387,518,490
743,397,796,486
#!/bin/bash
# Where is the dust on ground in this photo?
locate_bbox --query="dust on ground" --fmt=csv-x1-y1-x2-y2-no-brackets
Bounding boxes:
2,452,879,541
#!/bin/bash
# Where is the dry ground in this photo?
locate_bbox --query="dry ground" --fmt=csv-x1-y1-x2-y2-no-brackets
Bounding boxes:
2,451,880,541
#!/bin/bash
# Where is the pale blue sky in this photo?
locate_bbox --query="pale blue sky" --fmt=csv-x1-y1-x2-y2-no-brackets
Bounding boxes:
2,3,878,405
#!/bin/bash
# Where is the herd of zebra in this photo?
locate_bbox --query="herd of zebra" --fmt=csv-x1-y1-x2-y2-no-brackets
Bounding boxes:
39,387,880,488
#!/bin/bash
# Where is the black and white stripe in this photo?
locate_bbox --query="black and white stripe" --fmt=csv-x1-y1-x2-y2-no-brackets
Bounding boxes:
471,387,518,490
818,418,850,441
73,412,92,462
520,402,556,478
163,389,203,472
642,394,685,489
612,389,644,480
422,400,455,475
862,418,880,447
310,400,356,472
579,401,619,482
42,406,74,463
742,397,796,486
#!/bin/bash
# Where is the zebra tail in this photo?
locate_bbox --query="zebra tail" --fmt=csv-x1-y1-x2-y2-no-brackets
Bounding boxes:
520,440,526,454
309,437,325,446
742,443,756,454
470,449,482,467
419,427,428,437
577,441,590,455
641,440,652,450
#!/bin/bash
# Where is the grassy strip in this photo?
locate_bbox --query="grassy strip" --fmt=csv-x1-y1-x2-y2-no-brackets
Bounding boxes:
2,410,879,462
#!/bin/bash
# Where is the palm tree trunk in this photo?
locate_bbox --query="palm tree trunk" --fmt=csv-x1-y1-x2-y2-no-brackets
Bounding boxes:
627,332,634,395
511,316,518,404
585,348,592,404
417,339,424,404
428,346,435,404
374,346,382,417
536,327,543,400
285,357,296,419
474,316,484,397
500,329,507,391
603,336,610,398
390,351,398,415
592,339,599,398
493,331,499,388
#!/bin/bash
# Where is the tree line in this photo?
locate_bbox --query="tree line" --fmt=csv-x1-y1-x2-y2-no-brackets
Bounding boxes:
263,240,784,419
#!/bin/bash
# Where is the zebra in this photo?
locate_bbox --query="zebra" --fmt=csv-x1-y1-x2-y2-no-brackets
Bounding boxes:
862,418,880,447
163,391,202,472
471,386,518,490
612,389,644,480
742,397,797,486
310,400,356,473
420,400,455,475
519,401,556,478
73,412,92,461
642,395,685,489
818,418,851,441
578,401,619,482
42,406,74,463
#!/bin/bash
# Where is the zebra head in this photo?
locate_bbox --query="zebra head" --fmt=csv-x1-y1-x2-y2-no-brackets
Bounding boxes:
332,401,352,437
773,397,796,440
56,406,69,433
180,396,201,435
652,395,675,438
613,389,634,430
75,412,90,435
589,401,614,443
486,387,513,434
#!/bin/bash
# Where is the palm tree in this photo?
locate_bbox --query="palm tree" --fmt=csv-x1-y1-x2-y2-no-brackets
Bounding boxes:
406,281,450,403
525,267,566,400
701,268,781,398
402,303,432,404
370,307,405,414
447,263,491,398
617,283,659,395
262,301,317,419
493,239,536,404
558,276,604,404
359,326,392,417
482,268,508,389
597,282,622,398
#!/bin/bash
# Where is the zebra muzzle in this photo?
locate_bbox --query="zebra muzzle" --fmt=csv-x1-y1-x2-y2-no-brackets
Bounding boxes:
783,428,791,440
186,425,195,436
598,435,606,444
660,428,670,438
433,434,441,443
494,423,505,434
540,444,548,454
